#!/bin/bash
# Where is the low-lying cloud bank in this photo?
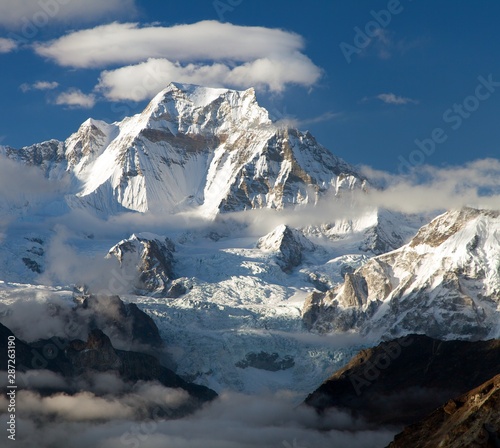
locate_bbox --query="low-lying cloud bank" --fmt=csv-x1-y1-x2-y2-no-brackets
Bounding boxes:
0,389,397,448
359,158,500,213
224,158,500,235
3,157,500,294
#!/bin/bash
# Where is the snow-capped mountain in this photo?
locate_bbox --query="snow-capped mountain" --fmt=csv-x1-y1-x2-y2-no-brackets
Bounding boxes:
257,224,315,272
2,83,365,217
107,233,184,297
303,207,500,339
4,82,500,402
1,139,67,180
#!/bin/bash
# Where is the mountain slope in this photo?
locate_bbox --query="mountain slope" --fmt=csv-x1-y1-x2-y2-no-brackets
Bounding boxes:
303,207,500,339
257,224,315,272
107,233,183,297
0,304,217,406
388,374,500,448
3,83,365,217
305,334,500,426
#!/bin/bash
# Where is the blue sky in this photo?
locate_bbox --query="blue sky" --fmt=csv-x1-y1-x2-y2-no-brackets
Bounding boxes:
1,0,500,173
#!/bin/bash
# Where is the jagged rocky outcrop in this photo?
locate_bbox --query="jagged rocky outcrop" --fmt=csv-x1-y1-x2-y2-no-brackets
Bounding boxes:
107,233,184,297
72,291,164,348
305,335,500,427
2,82,365,217
67,329,216,402
65,118,117,173
1,139,67,180
0,321,217,406
303,208,500,339
388,374,500,448
257,224,315,272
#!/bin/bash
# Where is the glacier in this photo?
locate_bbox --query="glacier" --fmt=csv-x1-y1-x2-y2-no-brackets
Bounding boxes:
2,83,497,399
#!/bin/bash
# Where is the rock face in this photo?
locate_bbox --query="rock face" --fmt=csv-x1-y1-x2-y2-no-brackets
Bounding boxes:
303,208,500,339
67,329,216,402
73,292,164,348
0,321,217,405
107,233,183,297
1,139,67,180
257,224,315,272
2,82,365,217
304,335,500,427
0,321,34,372
388,374,500,448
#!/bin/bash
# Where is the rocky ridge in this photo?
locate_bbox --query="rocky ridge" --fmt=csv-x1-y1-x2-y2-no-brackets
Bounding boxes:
303,208,500,339
388,374,500,447
1,83,366,217
305,334,500,427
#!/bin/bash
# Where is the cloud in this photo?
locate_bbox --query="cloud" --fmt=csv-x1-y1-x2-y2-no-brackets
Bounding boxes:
0,0,137,29
0,37,16,53
273,110,341,129
0,390,397,448
20,80,59,92
221,158,500,236
55,89,96,108
35,21,311,68
371,28,392,60
97,55,321,101
374,93,419,105
0,291,80,343
300,111,342,125
0,154,60,204
17,391,137,421
356,158,500,214
34,21,321,97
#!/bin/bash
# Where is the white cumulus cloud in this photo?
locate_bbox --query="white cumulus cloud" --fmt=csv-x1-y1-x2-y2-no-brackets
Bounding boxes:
0,37,16,53
35,21,309,68
55,89,96,109
20,80,59,92
97,54,321,101
34,21,322,98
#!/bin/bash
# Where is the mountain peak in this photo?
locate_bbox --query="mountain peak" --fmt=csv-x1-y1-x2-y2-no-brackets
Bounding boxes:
303,205,500,339
135,82,270,140
410,207,500,248
257,224,315,272
6,82,364,216
151,82,257,111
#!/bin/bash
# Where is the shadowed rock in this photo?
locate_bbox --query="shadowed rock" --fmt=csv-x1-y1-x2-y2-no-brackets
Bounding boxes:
388,374,500,447
305,335,500,427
